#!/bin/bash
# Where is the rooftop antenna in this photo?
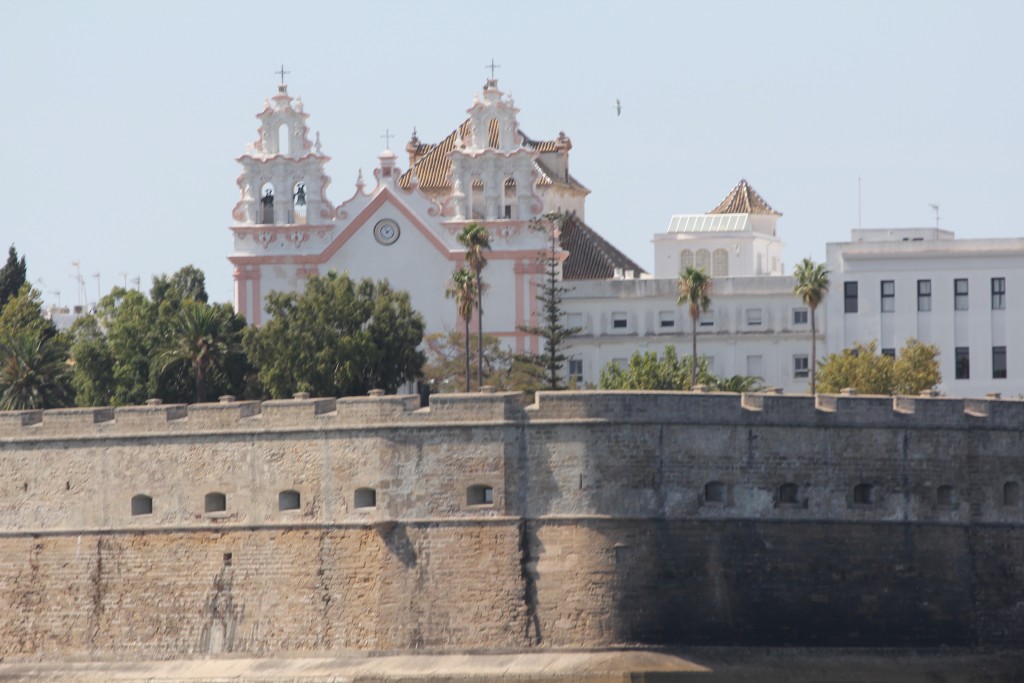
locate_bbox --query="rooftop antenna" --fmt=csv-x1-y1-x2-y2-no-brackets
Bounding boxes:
130,276,141,291
71,261,86,307
91,273,101,305
119,272,128,289
929,203,940,241
47,290,60,308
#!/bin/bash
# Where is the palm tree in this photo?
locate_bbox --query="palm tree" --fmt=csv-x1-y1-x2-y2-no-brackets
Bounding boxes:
0,328,73,410
156,302,232,403
677,266,712,389
457,222,491,389
445,267,477,392
793,258,831,393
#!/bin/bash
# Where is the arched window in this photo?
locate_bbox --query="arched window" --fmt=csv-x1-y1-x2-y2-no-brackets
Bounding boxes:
278,490,301,511
937,485,956,507
705,481,725,503
853,483,874,505
503,179,516,219
712,248,729,276
354,487,377,509
259,182,275,224
467,484,494,506
778,483,798,505
695,249,711,272
278,123,290,156
205,492,227,513
470,178,485,219
131,494,153,516
290,182,307,224
680,250,695,271
1004,481,1021,507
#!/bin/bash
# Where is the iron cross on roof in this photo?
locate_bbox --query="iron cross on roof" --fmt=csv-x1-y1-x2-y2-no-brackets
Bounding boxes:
275,64,290,85
485,59,501,80
381,128,395,150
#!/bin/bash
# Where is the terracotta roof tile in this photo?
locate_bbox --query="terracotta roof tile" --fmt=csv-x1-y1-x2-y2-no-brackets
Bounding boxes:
709,179,782,216
559,213,646,281
398,120,586,192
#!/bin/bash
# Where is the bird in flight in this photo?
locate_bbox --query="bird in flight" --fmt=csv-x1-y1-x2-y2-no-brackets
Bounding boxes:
615,99,622,116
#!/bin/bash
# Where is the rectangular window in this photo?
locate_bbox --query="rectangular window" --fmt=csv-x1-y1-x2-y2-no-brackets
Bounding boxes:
917,279,931,312
954,279,969,311
881,280,895,312
881,348,896,358
993,346,1007,379
955,347,970,379
746,308,763,326
747,355,763,379
611,312,628,329
844,281,858,313
699,309,714,327
658,311,675,329
568,359,583,384
992,277,1006,310
793,308,808,325
793,355,809,378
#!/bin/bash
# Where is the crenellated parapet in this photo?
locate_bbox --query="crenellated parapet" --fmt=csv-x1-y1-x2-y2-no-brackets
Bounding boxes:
4,390,1024,439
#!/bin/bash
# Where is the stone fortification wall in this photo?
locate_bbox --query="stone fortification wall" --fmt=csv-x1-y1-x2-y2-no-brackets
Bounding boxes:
0,391,1022,660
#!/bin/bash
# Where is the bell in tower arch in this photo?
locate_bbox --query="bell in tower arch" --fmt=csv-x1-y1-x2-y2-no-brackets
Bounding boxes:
260,186,275,224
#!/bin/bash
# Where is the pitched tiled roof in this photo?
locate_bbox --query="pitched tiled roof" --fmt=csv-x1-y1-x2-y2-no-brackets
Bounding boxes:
398,121,587,192
559,213,646,281
709,179,782,216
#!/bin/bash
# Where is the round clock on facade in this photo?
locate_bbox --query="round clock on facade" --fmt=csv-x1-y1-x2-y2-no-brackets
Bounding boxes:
374,219,400,245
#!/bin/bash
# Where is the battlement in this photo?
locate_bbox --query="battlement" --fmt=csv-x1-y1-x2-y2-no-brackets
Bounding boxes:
2,390,1022,439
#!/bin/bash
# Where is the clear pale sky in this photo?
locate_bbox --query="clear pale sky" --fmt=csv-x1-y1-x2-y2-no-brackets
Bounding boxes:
2,0,1022,309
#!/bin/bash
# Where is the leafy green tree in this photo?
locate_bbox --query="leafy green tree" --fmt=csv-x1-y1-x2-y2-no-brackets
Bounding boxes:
445,268,477,392
246,272,426,398
0,283,58,342
517,215,582,390
793,258,830,393
893,339,942,395
68,316,115,407
457,222,491,389
0,245,27,309
678,266,712,388
151,265,208,306
599,345,713,391
71,266,251,406
817,339,940,395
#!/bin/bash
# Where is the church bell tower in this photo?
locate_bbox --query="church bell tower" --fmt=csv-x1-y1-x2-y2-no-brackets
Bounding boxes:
231,76,333,228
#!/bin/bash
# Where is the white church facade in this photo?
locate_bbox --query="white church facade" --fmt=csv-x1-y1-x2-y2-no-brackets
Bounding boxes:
228,78,639,356
228,77,1022,399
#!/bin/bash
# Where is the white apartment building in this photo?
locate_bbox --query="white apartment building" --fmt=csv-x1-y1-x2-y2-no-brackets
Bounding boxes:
825,228,1024,397
563,180,820,392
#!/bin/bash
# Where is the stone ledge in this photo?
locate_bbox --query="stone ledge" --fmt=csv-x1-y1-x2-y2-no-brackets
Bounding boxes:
0,648,1019,682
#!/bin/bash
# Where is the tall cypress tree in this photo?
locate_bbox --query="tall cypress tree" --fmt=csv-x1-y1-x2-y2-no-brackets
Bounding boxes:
0,245,28,310
517,215,581,390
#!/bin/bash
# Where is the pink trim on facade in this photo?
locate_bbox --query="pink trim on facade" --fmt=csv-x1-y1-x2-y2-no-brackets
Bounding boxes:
233,267,248,321
251,268,262,326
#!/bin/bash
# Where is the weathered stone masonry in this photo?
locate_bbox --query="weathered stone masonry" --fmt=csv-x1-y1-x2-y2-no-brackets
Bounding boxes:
0,391,1022,660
